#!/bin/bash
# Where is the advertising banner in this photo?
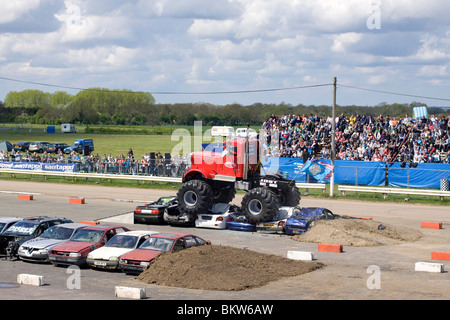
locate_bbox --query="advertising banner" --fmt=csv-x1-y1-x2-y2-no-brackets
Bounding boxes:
0,162,77,173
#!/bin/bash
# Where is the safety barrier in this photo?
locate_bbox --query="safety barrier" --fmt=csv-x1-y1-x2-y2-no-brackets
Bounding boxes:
338,185,450,201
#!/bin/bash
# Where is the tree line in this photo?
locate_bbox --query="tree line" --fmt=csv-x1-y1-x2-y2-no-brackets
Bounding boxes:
0,88,448,126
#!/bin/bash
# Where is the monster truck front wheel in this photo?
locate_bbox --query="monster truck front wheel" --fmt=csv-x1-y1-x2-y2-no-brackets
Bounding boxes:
177,179,213,216
241,187,280,223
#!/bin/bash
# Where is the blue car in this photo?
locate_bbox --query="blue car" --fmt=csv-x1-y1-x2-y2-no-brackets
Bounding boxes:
284,207,335,235
226,212,256,232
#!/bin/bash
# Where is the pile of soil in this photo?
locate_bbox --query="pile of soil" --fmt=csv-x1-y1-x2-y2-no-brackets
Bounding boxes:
137,245,324,291
137,218,423,291
292,218,424,247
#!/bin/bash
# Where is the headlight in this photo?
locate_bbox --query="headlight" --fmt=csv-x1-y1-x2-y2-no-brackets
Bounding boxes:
109,256,119,262
119,259,127,264
69,252,81,257
38,249,48,255
87,253,93,260
140,261,150,266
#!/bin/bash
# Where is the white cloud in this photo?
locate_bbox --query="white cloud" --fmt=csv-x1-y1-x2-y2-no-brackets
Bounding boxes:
0,0,41,24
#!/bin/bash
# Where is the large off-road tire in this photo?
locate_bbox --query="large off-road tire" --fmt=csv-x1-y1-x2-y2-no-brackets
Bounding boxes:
209,181,236,204
280,185,301,206
241,187,280,223
177,179,213,217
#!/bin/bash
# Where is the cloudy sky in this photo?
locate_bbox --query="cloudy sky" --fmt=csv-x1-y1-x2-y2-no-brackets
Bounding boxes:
0,0,449,107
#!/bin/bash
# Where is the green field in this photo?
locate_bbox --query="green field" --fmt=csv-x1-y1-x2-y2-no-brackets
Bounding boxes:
0,124,220,157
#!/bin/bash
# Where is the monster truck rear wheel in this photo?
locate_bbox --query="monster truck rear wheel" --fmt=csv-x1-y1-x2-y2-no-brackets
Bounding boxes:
177,179,213,216
241,187,280,223
281,185,301,206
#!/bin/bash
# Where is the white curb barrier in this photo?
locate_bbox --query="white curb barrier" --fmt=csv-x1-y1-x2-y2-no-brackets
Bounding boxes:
287,251,314,261
114,286,146,299
415,262,444,273
17,274,45,286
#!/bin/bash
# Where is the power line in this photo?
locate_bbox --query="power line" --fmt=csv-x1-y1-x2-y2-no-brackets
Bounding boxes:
338,84,450,103
0,75,331,95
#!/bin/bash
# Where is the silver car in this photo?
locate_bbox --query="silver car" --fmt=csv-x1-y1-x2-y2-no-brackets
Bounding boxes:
18,223,87,262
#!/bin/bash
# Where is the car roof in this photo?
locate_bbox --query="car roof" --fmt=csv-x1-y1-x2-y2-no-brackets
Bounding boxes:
0,217,22,223
114,230,156,237
151,232,194,239
49,223,87,230
79,224,124,231
24,216,71,222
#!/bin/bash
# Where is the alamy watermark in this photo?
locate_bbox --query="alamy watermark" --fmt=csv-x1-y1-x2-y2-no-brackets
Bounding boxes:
366,265,381,290
367,3,381,30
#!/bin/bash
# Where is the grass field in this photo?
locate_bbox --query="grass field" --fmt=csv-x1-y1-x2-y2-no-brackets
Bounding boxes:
0,124,219,157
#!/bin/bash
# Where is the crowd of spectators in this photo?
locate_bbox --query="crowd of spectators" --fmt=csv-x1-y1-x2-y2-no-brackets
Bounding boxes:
263,113,450,164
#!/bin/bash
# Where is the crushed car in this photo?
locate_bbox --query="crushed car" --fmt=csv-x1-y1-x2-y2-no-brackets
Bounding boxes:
284,207,336,235
0,216,72,259
195,203,240,230
255,206,301,234
0,217,23,235
226,210,256,232
119,232,210,274
134,196,179,224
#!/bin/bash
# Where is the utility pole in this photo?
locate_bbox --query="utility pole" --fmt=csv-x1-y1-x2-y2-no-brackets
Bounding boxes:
330,77,337,197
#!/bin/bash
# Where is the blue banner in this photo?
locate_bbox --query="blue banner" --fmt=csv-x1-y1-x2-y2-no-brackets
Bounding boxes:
0,162,77,173
388,162,450,189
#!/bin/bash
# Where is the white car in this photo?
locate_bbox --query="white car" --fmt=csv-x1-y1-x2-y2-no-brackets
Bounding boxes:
235,127,257,138
18,223,87,262
255,206,301,234
195,203,239,230
0,217,22,234
86,230,156,269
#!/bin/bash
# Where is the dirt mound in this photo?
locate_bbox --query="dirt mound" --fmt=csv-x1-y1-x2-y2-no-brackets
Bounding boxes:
292,218,424,247
137,245,324,291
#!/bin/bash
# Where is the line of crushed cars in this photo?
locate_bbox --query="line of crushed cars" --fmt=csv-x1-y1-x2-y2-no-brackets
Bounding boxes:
0,216,210,275
133,196,338,235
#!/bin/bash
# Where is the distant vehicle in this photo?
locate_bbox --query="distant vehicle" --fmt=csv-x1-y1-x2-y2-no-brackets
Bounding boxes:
134,196,179,224
18,223,87,263
12,141,30,152
0,217,23,234
47,142,69,153
0,140,13,152
118,232,210,274
284,207,336,235
49,225,130,267
235,127,257,138
226,211,256,232
86,230,156,270
29,141,50,153
64,138,94,154
255,206,301,233
0,216,73,259
61,123,77,133
195,203,239,230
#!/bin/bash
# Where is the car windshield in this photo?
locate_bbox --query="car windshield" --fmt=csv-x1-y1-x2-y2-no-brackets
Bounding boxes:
139,237,174,252
3,221,39,236
39,226,74,240
71,229,104,243
155,197,174,205
105,235,138,248
0,223,6,231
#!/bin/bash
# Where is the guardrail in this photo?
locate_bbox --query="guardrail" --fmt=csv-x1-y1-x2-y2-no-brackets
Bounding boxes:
0,169,326,192
338,185,450,201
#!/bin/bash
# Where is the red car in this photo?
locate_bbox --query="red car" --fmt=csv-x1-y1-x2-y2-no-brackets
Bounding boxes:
118,232,210,274
49,225,130,267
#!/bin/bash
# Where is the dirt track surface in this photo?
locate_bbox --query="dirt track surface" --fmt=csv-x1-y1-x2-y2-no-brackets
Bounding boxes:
1,180,450,300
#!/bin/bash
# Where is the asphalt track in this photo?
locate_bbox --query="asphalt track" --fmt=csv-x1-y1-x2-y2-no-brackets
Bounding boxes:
0,180,449,302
